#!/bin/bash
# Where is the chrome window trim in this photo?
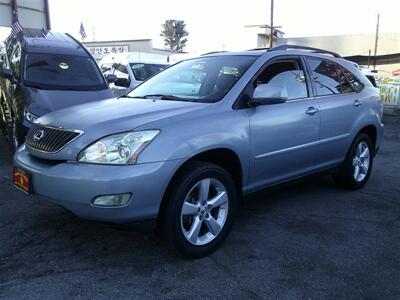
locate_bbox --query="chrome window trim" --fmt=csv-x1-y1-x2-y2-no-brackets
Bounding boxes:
311,91,361,100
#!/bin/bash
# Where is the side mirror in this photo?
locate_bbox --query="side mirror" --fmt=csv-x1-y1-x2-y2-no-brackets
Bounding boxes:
0,68,15,84
105,74,118,83
252,84,287,106
114,77,130,88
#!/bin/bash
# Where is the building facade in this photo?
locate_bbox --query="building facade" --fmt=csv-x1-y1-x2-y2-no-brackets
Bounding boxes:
82,39,171,62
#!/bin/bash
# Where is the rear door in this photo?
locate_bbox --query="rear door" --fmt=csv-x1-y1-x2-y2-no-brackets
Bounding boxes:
305,57,365,167
248,56,321,190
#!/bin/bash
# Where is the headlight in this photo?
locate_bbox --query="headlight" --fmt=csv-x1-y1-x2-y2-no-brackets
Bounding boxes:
77,130,159,164
24,107,38,123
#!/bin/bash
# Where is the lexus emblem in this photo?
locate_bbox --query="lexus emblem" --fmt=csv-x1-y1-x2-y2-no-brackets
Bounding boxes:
33,130,45,142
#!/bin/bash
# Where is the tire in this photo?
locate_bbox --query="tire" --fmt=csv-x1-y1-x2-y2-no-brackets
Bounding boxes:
333,133,374,190
161,161,238,258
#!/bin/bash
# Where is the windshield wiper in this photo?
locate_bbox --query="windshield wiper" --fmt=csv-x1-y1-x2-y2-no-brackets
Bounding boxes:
119,94,201,102
144,94,184,100
126,94,185,101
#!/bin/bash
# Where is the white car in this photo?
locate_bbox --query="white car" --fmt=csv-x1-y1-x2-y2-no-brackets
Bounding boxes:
99,52,169,96
360,67,378,88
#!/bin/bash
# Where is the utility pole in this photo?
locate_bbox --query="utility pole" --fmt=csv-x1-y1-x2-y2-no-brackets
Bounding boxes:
11,0,18,23
367,49,371,68
269,0,274,48
373,13,380,69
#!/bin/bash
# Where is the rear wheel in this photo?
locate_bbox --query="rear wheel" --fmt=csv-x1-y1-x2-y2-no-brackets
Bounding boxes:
333,133,373,190
161,162,238,258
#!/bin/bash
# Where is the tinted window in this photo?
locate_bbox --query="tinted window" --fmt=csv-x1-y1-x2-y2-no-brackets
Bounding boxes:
339,66,365,92
24,53,106,91
336,66,354,93
307,58,344,96
256,60,308,100
129,56,257,102
130,63,168,81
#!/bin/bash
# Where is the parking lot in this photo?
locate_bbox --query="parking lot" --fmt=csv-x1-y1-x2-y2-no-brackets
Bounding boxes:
0,116,398,299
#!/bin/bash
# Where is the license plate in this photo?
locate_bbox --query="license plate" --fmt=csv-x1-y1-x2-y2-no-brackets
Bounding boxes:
13,167,31,195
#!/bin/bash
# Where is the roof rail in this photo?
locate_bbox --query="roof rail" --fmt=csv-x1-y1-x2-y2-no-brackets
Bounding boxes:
247,47,270,51
201,51,227,56
269,44,342,58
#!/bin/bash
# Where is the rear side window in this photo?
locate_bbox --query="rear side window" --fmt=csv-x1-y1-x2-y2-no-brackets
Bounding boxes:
307,58,344,96
338,66,365,92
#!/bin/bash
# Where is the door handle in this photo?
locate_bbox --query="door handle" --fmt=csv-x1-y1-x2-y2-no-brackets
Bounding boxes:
305,107,319,115
353,100,361,107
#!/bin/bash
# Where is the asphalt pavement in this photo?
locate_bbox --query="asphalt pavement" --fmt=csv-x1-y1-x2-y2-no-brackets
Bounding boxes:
0,116,399,299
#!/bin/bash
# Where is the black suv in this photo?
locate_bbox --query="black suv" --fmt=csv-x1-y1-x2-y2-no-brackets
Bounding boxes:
0,29,113,152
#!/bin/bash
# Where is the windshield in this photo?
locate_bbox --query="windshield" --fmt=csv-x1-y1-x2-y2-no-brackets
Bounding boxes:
130,63,168,81
23,53,106,91
128,55,257,102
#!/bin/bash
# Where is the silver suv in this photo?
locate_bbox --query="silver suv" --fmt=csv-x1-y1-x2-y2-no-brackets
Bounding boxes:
13,45,384,258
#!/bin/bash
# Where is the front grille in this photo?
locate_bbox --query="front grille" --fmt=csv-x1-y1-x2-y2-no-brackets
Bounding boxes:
25,124,82,153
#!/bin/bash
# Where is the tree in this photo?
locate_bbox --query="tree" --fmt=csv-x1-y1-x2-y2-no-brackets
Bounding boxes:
160,20,189,53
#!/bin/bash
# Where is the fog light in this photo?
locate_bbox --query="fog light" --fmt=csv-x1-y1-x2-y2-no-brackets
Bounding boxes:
92,193,131,207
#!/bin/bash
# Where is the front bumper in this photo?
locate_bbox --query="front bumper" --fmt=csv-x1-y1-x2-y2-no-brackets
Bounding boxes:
13,146,181,223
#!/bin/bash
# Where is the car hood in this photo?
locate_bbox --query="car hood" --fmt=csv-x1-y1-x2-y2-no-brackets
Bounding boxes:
23,87,114,117
29,97,208,160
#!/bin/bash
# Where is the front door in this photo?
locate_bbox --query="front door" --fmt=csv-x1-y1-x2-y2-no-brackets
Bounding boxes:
248,56,320,190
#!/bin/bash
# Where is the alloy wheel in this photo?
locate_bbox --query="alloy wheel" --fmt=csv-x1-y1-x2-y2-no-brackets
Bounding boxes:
352,141,370,182
180,178,229,246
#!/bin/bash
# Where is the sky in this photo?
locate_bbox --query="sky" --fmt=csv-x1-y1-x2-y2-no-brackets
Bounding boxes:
1,0,399,53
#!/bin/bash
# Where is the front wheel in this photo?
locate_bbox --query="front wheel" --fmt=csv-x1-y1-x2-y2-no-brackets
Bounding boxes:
333,133,374,190
161,162,238,258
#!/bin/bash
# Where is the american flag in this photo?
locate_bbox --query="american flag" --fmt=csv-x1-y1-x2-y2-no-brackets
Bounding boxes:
11,20,23,37
79,22,87,40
